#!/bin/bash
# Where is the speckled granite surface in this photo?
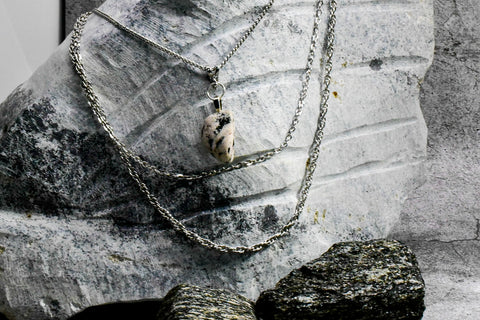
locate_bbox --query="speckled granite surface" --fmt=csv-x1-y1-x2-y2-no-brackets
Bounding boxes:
156,285,256,320
256,240,425,320
68,284,256,320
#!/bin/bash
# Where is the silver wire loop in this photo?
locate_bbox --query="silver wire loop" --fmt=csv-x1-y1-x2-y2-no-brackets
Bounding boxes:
207,82,226,101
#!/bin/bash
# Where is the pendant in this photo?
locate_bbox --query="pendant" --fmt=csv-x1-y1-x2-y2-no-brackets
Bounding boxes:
202,81,235,163
202,109,235,163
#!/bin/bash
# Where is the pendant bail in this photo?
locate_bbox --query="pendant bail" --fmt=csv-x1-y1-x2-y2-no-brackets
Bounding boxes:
208,66,220,83
206,66,224,112
213,98,223,111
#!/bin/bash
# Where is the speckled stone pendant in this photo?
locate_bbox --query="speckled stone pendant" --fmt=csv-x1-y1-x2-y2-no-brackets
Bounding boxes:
202,109,235,163
202,80,235,163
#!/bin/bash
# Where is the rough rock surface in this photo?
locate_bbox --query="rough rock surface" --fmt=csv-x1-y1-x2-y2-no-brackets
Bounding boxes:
156,284,256,320
64,0,105,36
389,0,480,319
0,0,433,319
255,239,425,320
67,284,256,320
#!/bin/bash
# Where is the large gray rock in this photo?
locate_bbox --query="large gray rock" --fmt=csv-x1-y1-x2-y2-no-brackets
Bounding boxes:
0,0,433,319
255,239,425,320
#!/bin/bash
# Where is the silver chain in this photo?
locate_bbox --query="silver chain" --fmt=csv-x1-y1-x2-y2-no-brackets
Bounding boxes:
70,0,325,181
70,0,337,253
92,0,276,77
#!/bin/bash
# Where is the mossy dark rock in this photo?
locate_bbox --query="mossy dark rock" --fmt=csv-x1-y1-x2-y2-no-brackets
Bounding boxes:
156,284,257,320
65,240,424,320
67,284,256,320
255,239,425,320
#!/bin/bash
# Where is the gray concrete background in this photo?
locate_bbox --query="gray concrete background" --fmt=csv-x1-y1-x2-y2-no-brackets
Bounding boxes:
63,0,480,318
388,0,480,319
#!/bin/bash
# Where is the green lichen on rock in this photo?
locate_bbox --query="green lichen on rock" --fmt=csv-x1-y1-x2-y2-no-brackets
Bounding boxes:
156,284,256,320
255,239,425,320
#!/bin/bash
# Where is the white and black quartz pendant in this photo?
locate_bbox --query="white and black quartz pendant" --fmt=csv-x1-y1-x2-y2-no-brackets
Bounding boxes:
201,110,235,163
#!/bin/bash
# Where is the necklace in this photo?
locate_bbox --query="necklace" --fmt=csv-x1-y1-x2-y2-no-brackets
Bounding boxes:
70,0,325,181
70,0,337,253
93,0,277,164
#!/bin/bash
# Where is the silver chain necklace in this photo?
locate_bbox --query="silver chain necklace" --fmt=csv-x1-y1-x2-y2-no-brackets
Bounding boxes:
92,1,275,77
70,0,337,253
70,0,327,180
94,1,276,164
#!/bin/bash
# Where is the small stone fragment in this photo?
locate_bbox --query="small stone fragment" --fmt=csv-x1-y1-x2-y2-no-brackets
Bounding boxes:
255,239,425,320
156,284,256,320
201,110,235,163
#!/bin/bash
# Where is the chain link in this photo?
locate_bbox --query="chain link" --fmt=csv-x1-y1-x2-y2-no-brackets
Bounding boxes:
69,0,337,253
